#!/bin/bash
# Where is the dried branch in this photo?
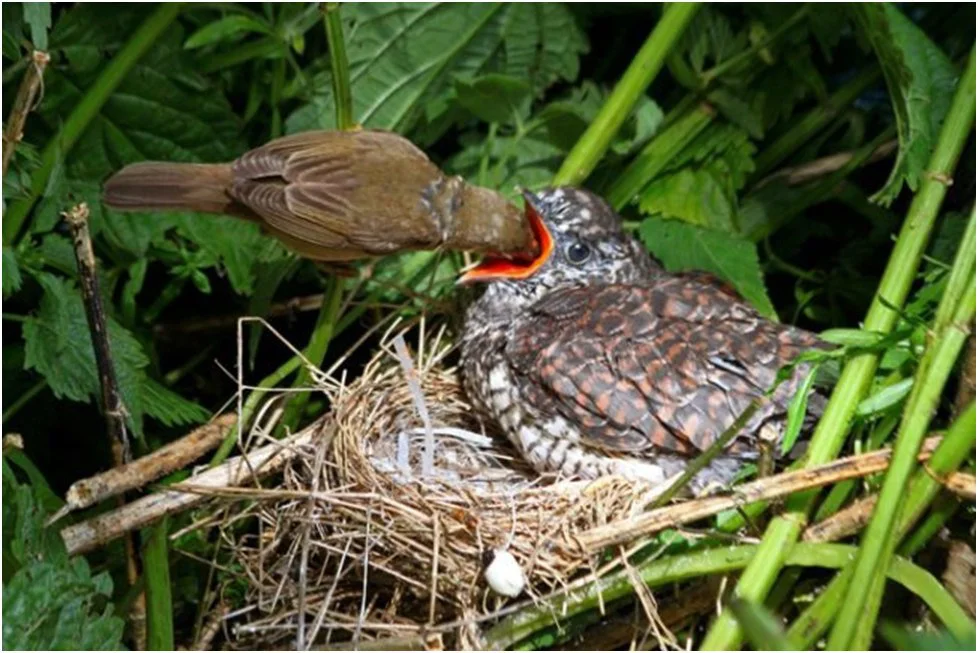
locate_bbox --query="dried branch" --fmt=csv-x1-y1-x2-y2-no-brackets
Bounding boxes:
63,202,143,647
804,494,877,543
756,139,898,189
574,438,942,553
154,293,326,338
2,50,49,177
54,414,236,519
61,424,320,556
64,203,131,464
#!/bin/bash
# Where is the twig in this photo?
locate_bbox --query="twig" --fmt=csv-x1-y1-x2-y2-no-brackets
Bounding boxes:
52,413,236,521
803,494,877,543
2,49,48,177
60,423,320,556
755,139,898,190
63,202,146,648
64,203,131,464
575,438,941,553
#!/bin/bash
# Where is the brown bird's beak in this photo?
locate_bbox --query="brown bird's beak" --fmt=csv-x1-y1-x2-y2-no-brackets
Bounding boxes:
458,190,553,285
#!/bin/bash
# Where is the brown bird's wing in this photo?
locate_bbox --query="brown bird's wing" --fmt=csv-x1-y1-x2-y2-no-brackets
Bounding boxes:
229,130,442,258
507,280,822,456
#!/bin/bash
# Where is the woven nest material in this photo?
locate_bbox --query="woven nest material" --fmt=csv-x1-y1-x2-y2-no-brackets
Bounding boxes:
220,324,657,650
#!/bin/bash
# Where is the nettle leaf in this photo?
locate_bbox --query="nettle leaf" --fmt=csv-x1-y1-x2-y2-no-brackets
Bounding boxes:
639,168,736,231
638,123,756,233
2,472,125,651
853,4,958,205
22,273,205,435
681,8,746,74
639,217,777,319
445,133,564,199
454,73,532,124
2,247,22,298
286,2,586,135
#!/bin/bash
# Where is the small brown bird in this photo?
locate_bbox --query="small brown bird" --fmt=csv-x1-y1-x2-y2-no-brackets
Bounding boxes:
104,129,535,261
460,187,825,492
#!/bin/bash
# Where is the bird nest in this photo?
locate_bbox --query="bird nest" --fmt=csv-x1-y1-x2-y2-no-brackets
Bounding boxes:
216,321,657,650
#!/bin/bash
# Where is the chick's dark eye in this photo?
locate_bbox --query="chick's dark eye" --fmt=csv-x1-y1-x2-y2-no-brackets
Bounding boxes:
565,241,591,264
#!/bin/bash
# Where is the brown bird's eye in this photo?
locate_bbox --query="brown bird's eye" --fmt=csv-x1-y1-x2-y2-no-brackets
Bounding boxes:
565,241,591,264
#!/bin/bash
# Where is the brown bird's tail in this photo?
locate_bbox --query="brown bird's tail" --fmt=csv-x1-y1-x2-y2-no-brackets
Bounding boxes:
103,162,235,215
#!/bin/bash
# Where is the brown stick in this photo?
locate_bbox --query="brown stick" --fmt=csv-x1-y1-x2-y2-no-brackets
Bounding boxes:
803,494,877,543
64,203,132,465
944,471,976,500
2,50,49,177
61,425,319,556
756,139,898,189
154,293,326,338
55,413,236,518
63,202,144,648
574,437,942,553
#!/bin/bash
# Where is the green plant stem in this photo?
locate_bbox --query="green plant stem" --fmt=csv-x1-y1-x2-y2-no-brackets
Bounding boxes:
144,518,174,651
606,102,715,209
787,402,976,649
899,493,962,557
283,276,345,430
700,45,976,651
749,66,880,184
2,379,46,422
553,2,701,186
324,2,354,129
483,542,969,650
829,279,976,650
198,36,282,73
2,3,183,246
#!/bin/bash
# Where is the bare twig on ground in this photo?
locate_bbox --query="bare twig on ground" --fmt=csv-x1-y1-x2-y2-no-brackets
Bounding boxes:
2,50,49,176
575,438,942,553
63,202,144,648
52,414,236,520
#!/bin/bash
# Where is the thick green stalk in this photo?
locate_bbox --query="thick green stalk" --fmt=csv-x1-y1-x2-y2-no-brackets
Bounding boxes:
829,278,976,650
2,3,183,245
324,2,353,129
787,402,976,649
484,542,969,650
701,46,976,651
144,518,174,651
750,67,880,183
606,102,715,209
553,3,701,186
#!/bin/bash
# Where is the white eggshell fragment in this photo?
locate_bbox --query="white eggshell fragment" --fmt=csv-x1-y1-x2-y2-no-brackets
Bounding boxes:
484,548,526,598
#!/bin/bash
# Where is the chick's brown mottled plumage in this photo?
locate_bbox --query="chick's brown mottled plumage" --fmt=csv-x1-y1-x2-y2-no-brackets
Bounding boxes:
460,187,824,491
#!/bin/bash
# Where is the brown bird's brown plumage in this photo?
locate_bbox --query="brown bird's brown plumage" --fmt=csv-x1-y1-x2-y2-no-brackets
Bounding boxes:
103,129,535,261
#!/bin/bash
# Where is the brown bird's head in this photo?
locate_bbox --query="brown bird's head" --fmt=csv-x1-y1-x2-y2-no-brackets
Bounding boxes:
460,187,658,313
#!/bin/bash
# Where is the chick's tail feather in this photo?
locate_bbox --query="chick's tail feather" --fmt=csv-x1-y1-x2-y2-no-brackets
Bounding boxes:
103,162,237,216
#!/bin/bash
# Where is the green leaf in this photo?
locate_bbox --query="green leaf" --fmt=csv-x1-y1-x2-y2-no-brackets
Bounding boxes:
21,273,204,434
879,622,977,651
2,247,22,298
454,73,531,124
638,217,777,318
286,2,587,135
856,377,914,417
183,14,272,49
23,2,51,50
2,469,125,651
852,4,958,205
639,167,737,231
782,364,820,455
140,378,210,427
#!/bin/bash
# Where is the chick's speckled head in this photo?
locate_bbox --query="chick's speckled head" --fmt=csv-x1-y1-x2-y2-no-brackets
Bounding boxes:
460,187,659,315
